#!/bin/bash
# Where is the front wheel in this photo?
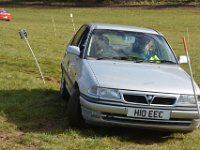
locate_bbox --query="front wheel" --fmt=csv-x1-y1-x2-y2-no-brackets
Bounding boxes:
67,89,85,128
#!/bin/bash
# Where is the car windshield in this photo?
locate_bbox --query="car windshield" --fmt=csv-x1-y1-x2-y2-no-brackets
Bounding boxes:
0,10,7,13
86,29,177,64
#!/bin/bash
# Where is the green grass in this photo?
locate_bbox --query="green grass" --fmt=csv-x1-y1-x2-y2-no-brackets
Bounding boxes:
0,7,200,150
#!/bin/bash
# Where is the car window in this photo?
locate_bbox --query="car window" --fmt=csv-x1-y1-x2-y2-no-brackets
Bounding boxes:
71,25,87,46
0,10,7,13
78,27,90,56
78,27,90,49
87,29,177,63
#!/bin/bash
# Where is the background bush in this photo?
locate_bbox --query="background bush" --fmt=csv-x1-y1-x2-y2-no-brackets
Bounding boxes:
9,0,200,4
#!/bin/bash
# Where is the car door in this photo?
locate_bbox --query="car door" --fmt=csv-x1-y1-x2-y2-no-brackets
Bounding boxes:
62,25,90,94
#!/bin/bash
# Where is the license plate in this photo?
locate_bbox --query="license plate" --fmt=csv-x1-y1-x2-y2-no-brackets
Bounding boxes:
127,108,170,120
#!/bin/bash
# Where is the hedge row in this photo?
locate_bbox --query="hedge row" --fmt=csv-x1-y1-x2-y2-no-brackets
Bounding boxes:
12,0,200,3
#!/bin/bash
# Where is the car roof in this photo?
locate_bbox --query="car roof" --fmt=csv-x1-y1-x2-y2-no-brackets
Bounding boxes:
86,23,161,35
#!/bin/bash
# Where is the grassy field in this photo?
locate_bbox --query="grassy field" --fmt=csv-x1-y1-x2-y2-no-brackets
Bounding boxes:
0,7,200,150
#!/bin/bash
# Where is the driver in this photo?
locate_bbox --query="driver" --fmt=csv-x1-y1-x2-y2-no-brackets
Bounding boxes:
133,37,159,61
144,39,159,61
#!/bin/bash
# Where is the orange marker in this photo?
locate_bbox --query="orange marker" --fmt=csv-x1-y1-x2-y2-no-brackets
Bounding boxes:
182,35,188,53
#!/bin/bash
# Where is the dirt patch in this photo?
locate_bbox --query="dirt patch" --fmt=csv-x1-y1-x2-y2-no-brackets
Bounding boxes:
0,131,24,142
17,69,60,85
45,76,60,84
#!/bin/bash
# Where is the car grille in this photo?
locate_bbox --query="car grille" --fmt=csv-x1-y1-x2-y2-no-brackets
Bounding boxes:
123,94,176,105
152,97,176,105
123,95,147,104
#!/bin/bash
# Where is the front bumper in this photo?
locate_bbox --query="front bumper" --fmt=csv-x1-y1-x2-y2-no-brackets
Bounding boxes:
80,95,200,132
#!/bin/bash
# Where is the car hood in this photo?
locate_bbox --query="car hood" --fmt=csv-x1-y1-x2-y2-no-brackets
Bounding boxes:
87,60,199,95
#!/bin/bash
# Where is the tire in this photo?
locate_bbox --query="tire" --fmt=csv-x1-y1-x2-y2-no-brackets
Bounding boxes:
60,69,70,101
67,89,85,128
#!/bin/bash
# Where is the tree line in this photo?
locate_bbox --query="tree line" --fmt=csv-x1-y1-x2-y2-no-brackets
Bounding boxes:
11,0,200,4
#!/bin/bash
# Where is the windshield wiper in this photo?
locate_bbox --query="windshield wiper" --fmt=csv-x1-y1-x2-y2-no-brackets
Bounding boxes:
96,56,147,64
135,59,146,63
127,56,146,63
96,56,146,62
96,57,176,64
96,57,114,60
159,60,176,64
148,59,176,64
96,56,131,60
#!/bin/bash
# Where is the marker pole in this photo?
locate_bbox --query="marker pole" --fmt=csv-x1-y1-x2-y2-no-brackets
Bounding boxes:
70,13,76,33
51,16,57,37
182,35,200,119
19,29,46,85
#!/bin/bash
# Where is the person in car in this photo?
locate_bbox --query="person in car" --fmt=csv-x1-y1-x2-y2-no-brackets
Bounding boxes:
143,39,159,61
132,37,159,61
91,34,119,58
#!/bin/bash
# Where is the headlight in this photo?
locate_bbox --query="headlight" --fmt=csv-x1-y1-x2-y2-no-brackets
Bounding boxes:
88,86,98,96
176,95,196,105
88,86,121,100
98,88,121,99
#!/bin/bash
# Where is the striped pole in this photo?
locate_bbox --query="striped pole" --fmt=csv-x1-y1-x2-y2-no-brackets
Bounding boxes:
182,34,200,119
70,13,76,33
19,29,46,85
51,16,57,37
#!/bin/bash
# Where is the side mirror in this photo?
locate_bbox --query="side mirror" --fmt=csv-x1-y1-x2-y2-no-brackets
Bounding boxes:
67,45,80,56
178,55,188,64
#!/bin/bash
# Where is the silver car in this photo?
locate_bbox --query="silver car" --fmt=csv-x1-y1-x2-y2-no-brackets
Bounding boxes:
60,23,200,131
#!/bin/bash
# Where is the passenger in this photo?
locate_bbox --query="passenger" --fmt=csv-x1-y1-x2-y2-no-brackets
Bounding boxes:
92,34,118,58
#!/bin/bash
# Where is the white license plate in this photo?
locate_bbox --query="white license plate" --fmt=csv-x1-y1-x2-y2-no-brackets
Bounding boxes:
127,108,170,120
